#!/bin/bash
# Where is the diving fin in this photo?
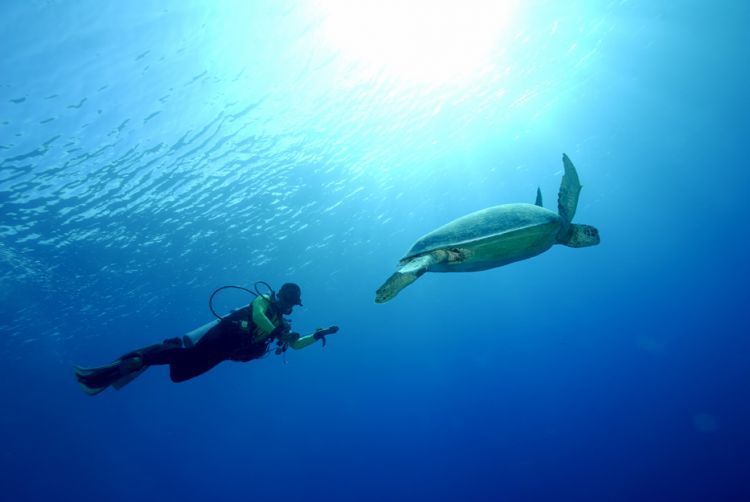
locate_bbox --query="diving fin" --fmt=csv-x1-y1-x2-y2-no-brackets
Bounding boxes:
74,356,147,395
74,369,109,395
111,363,148,390
74,362,119,395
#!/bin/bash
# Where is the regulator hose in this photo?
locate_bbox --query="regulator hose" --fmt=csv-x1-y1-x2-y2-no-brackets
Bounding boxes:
208,285,257,320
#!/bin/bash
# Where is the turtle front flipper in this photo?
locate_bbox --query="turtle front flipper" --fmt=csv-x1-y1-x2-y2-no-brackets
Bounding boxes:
555,154,601,248
375,254,436,303
557,153,582,227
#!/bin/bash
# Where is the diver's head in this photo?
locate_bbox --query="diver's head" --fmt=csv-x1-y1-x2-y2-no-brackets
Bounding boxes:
276,282,302,314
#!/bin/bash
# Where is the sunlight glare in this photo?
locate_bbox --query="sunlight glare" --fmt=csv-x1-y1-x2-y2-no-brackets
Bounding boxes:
312,0,520,85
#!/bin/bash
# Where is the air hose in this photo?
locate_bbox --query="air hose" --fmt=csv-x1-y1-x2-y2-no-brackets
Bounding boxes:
208,282,277,320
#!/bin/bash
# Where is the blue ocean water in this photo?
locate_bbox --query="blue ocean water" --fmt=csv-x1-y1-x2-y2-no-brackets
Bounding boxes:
1,0,749,500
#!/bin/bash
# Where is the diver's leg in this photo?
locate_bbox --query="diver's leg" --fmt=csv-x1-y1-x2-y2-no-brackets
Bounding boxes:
127,337,184,366
75,337,185,394
167,326,240,383
169,354,225,383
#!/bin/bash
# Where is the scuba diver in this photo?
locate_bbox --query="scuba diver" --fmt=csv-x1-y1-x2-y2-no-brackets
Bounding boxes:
74,282,339,395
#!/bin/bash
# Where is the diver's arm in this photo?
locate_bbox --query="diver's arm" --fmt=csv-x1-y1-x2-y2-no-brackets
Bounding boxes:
252,296,277,341
289,326,339,350
289,334,318,350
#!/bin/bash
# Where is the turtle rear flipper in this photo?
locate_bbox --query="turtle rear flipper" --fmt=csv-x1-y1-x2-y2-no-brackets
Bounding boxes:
558,154,582,226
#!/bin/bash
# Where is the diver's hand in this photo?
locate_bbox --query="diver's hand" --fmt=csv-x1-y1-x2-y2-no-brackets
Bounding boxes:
271,322,290,339
314,326,338,338
313,326,339,346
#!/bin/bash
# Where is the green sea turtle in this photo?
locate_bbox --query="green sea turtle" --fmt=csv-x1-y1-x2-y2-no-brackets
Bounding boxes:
375,154,600,303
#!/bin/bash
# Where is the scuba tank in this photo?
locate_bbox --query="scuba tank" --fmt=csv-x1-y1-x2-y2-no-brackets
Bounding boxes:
182,318,221,348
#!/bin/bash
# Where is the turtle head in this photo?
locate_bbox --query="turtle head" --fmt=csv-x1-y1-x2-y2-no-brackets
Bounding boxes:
560,223,600,248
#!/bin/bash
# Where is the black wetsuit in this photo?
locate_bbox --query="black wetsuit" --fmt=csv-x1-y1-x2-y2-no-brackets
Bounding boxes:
133,307,273,382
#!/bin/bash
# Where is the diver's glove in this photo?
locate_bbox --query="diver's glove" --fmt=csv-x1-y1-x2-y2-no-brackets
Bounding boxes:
313,326,339,347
